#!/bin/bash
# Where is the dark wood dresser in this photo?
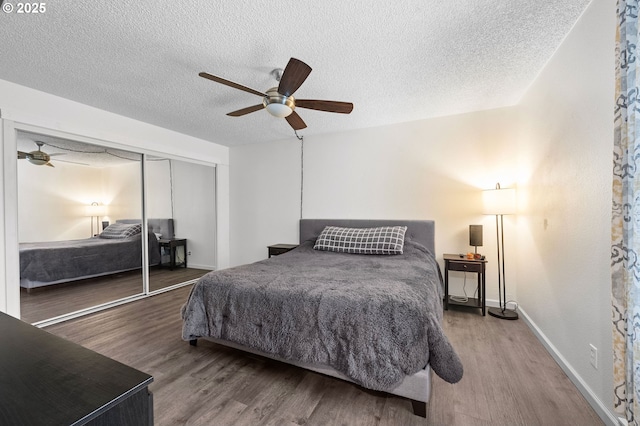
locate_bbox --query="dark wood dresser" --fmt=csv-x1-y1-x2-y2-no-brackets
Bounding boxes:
0,312,153,425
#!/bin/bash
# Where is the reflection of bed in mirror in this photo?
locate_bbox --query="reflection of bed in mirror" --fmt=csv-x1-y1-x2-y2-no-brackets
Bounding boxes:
19,218,174,289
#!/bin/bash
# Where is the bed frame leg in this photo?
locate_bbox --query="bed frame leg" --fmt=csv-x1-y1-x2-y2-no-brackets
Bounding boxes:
189,339,197,346
411,400,426,418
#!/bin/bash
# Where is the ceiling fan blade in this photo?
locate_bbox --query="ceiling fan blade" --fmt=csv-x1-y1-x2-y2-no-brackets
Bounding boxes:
278,58,312,97
199,72,266,97
55,159,91,166
227,104,265,117
48,153,66,157
296,99,354,114
285,111,307,130
17,151,28,159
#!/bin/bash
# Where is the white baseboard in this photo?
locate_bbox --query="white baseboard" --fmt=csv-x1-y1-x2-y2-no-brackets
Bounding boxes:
509,304,620,426
186,263,216,270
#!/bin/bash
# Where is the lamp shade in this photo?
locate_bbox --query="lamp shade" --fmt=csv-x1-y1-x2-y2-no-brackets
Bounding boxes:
469,225,483,247
85,203,106,217
483,185,516,215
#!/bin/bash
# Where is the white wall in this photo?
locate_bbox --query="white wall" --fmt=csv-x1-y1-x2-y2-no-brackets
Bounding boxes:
18,161,103,242
18,156,145,243
102,162,143,222
230,108,521,303
516,0,615,420
145,159,172,218
172,160,216,269
0,79,230,317
230,138,303,265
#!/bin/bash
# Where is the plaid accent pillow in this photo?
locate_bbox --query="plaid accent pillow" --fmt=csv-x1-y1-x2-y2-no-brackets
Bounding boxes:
99,223,142,239
313,226,407,255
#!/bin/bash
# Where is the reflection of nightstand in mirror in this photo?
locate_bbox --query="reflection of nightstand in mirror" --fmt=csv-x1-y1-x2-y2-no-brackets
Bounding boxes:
267,244,298,258
158,238,187,270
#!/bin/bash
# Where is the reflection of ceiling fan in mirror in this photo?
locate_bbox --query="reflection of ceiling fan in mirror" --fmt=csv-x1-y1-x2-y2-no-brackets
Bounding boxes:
199,57,354,130
17,141,65,167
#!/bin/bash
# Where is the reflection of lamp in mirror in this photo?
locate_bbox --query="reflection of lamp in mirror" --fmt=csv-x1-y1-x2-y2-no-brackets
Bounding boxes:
85,202,106,237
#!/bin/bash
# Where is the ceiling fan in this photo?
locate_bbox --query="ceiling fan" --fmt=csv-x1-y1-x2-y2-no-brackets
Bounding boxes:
199,57,354,131
17,141,64,167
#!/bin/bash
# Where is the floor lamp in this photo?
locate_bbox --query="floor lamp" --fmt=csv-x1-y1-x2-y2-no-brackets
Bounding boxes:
85,202,106,237
483,183,518,320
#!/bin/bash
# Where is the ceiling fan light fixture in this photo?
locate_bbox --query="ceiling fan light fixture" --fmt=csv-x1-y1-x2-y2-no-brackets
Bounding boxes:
265,102,293,118
28,158,48,166
263,87,295,118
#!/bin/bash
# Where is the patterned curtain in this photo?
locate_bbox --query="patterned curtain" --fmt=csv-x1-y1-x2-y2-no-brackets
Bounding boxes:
613,1,640,423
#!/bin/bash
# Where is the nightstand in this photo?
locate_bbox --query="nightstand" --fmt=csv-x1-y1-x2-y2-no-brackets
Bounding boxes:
443,254,487,316
267,244,298,258
158,238,187,270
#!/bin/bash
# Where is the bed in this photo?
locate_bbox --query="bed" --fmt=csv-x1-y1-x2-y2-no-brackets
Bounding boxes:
181,219,463,417
19,218,174,289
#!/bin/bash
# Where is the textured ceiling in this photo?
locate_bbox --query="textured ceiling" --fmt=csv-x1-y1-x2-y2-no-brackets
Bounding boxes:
17,131,141,167
0,0,591,146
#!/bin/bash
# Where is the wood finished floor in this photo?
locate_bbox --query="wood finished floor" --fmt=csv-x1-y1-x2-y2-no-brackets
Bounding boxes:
45,286,604,426
21,267,208,324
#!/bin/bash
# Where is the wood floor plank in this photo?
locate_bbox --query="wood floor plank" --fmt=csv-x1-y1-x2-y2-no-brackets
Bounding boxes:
44,287,605,426
229,363,306,426
20,266,208,323
379,396,424,425
443,311,492,423
262,372,331,426
305,379,382,426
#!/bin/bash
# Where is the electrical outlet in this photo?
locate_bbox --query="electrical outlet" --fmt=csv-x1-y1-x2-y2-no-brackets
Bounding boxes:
589,344,598,369
188,251,191,256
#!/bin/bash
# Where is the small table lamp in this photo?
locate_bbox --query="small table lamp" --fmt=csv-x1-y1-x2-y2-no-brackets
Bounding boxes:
469,225,483,256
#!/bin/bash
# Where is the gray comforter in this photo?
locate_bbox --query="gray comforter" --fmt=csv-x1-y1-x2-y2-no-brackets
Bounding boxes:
181,239,463,390
20,232,161,287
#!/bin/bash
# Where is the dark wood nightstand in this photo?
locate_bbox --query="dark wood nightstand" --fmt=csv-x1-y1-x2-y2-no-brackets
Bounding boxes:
158,238,187,270
268,244,298,258
443,254,487,316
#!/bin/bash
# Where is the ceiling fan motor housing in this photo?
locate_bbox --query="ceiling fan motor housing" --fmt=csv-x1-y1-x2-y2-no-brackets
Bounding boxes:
263,87,295,117
28,151,50,165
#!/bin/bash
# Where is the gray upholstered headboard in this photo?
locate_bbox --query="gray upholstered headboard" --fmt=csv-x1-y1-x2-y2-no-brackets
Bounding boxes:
299,219,435,254
116,218,175,239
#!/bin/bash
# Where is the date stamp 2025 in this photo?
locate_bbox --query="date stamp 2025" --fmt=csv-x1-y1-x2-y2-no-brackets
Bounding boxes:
2,2,47,14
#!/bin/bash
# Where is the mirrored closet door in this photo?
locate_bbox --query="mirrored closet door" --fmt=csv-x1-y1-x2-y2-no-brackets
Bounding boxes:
145,156,216,292
17,131,145,324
